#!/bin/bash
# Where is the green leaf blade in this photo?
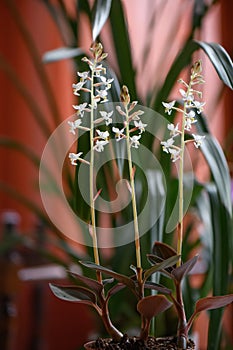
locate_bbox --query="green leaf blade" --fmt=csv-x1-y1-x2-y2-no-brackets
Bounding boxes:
92,0,112,41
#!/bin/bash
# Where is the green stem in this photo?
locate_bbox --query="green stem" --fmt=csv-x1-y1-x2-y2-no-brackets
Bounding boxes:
177,106,185,267
90,62,101,283
125,107,142,273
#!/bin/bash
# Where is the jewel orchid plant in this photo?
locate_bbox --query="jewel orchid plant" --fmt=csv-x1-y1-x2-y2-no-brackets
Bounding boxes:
49,44,233,350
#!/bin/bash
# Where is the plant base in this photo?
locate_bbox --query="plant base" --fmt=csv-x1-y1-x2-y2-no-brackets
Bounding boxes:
84,335,195,349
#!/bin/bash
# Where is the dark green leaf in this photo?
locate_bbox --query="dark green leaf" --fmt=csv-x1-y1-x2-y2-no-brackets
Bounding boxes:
195,41,233,90
200,135,232,215
69,271,103,295
79,261,135,290
144,282,172,295
151,40,233,115
92,0,112,41
49,283,97,303
109,0,137,100
204,184,233,350
143,255,180,282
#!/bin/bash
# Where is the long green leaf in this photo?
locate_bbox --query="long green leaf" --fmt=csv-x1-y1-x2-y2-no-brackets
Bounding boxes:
200,134,232,215
92,0,112,41
42,47,84,63
109,0,137,100
152,40,233,114
195,41,233,90
205,184,232,350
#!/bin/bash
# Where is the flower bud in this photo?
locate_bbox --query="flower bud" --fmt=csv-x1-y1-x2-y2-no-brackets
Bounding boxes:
191,60,202,75
120,85,130,106
90,42,103,60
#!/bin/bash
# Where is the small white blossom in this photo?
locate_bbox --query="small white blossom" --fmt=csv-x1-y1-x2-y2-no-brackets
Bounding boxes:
96,89,108,102
186,110,196,119
162,100,176,115
161,138,175,153
72,81,86,96
134,120,147,134
94,140,109,152
192,134,205,148
91,98,100,109
78,71,89,81
96,129,109,141
184,110,197,131
68,119,82,135
72,102,88,117
169,148,181,162
193,100,205,114
167,123,179,137
99,110,113,125
100,76,114,89
69,152,83,165
130,135,141,148
92,64,105,77
184,118,192,131
112,127,125,141
179,89,194,103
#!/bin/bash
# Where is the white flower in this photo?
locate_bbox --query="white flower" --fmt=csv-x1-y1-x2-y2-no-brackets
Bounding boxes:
72,81,86,96
100,76,114,89
169,148,181,162
184,111,197,131
192,134,205,148
96,129,109,141
186,110,196,119
193,100,205,114
134,120,147,133
99,110,113,125
130,135,141,148
161,138,175,153
78,71,89,80
167,123,179,137
184,118,192,131
92,64,105,77
72,102,88,117
179,89,194,103
162,100,176,115
112,127,125,141
69,152,83,165
96,89,108,102
94,140,109,152
68,119,82,135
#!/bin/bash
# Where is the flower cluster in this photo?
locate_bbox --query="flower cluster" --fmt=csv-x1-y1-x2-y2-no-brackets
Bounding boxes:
161,61,205,162
113,85,147,148
68,42,113,164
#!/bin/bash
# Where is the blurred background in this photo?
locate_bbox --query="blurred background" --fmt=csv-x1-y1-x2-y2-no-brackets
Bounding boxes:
0,1,232,349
